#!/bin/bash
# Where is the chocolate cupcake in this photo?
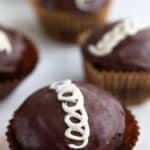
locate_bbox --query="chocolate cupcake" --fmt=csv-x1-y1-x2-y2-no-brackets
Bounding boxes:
0,26,38,100
7,80,139,149
79,19,150,103
30,0,112,42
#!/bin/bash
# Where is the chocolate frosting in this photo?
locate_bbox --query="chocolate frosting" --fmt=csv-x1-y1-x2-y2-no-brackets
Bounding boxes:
81,22,150,71
9,82,125,150
0,26,33,81
39,0,109,14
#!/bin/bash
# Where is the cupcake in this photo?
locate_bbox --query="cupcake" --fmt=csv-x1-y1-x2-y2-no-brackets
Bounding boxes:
0,26,38,100
30,0,112,42
79,19,150,103
7,80,139,149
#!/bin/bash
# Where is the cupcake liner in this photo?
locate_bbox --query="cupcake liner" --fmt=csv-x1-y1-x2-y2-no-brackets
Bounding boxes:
30,0,112,42
123,107,139,150
6,118,19,150
84,60,150,91
83,59,150,103
0,36,38,100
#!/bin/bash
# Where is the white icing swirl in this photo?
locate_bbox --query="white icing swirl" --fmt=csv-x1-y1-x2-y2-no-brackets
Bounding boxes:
75,0,96,12
0,30,12,54
89,19,149,56
50,80,90,149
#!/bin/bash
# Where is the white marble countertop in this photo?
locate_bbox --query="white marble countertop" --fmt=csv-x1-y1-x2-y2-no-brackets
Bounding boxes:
0,0,150,149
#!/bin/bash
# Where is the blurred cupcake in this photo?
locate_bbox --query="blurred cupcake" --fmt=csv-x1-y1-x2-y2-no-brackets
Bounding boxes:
7,80,139,149
30,0,112,42
79,19,150,103
0,26,38,100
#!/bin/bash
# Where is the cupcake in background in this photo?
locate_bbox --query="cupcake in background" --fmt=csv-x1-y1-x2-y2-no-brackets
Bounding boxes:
0,26,38,100
7,80,139,149
79,19,150,104
30,0,112,42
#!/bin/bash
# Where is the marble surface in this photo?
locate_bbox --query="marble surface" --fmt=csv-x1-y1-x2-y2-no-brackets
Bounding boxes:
0,0,150,149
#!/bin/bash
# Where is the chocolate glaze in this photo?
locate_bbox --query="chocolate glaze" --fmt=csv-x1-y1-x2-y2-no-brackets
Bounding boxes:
39,0,109,14
0,26,36,81
8,82,125,150
81,22,150,71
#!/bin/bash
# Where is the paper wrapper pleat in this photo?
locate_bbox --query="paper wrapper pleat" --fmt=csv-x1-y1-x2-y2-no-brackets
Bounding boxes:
123,107,139,150
84,59,150,104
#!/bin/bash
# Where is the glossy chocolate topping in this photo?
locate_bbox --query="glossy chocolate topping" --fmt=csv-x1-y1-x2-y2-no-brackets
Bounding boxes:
0,26,32,81
81,22,150,71
39,0,109,14
9,82,125,150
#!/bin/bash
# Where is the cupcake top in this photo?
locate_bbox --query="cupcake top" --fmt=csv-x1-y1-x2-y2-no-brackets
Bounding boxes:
81,19,150,71
0,26,37,81
8,80,126,149
39,0,109,14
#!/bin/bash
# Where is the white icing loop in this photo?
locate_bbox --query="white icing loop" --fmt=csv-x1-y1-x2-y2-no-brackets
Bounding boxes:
89,19,150,56
50,80,90,149
0,30,12,54
75,0,95,12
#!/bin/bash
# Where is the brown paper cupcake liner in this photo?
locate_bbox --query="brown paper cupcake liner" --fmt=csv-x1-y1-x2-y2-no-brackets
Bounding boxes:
6,118,18,150
30,0,112,42
0,36,38,100
84,59,150,104
123,107,139,150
